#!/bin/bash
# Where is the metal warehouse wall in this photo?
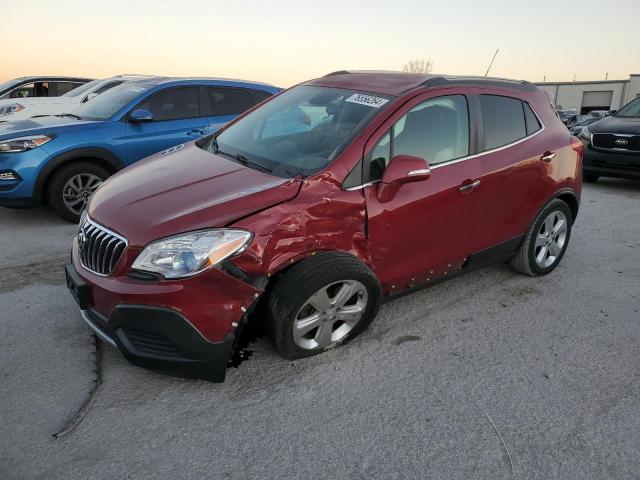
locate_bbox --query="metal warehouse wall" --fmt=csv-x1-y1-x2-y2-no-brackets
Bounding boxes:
537,74,640,112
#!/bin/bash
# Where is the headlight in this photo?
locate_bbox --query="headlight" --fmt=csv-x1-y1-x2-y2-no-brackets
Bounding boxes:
0,104,24,117
0,134,54,153
131,229,252,279
579,126,591,141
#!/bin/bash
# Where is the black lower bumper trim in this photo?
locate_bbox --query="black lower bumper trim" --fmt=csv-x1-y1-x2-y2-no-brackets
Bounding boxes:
78,304,234,382
0,197,37,209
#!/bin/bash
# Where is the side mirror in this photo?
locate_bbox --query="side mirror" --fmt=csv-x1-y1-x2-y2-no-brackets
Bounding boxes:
129,109,153,123
607,109,617,116
377,155,431,202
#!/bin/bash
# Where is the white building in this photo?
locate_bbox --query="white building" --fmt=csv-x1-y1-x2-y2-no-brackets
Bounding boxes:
536,74,640,114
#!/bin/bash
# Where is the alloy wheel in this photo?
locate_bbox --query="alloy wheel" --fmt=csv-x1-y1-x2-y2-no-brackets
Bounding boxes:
293,280,368,350
62,173,102,215
534,210,568,268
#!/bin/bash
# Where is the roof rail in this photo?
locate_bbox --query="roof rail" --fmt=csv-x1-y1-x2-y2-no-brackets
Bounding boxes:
323,70,351,77
113,74,156,78
421,75,537,91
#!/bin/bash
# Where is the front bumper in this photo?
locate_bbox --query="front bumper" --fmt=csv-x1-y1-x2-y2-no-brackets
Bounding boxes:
583,145,640,180
66,237,263,381
0,148,50,206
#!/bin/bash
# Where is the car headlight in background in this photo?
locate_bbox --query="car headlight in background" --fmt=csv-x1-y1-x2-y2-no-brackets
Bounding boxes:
131,229,253,279
0,104,24,116
0,134,55,153
579,126,591,141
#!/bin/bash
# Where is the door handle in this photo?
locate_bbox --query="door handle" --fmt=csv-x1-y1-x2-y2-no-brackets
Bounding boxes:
459,179,480,193
540,151,556,163
187,129,206,136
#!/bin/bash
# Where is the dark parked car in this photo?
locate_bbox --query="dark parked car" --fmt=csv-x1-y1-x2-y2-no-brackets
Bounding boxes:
580,97,640,182
0,76,92,100
65,71,583,381
569,116,601,136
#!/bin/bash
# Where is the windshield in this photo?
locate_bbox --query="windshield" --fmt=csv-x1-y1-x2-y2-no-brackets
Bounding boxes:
70,81,155,120
204,85,392,178
615,98,640,118
63,79,102,97
0,78,24,93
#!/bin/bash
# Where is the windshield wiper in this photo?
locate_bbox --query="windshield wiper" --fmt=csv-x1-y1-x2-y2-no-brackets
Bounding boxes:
216,148,273,174
57,112,83,120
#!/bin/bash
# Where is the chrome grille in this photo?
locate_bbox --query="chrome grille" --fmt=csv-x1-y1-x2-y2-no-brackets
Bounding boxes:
78,216,127,276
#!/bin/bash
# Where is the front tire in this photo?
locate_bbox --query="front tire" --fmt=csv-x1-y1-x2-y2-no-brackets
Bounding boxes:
510,199,573,276
46,162,109,223
267,252,381,359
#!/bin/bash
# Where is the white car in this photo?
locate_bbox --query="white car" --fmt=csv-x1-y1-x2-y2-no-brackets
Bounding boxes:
0,75,153,122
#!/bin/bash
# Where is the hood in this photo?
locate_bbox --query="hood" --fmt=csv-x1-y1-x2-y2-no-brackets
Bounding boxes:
87,142,302,246
0,97,78,121
0,97,76,108
0,116,102,139
588,115,640,135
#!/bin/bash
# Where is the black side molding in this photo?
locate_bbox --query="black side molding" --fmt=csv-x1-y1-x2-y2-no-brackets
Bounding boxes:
463,236,524,270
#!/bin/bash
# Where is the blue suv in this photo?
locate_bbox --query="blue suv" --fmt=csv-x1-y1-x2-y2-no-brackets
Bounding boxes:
0,77,280,221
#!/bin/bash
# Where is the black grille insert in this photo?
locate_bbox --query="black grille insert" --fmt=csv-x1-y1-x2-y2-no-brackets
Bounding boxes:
592,133,640,151
78,217,127,275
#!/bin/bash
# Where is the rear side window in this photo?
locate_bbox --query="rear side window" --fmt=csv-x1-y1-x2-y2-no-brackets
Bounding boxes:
49,81,81,96
139,87,200,121
480,95,526,150
207,87,256,116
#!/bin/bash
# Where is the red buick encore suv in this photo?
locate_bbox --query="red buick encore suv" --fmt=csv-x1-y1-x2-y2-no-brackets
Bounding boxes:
65,71,583,381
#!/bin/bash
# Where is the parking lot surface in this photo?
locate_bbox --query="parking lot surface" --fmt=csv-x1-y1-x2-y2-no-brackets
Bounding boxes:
1,179,639,480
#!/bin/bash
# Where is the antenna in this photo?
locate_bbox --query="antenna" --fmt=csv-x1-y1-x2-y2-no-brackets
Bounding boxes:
484,49,499,77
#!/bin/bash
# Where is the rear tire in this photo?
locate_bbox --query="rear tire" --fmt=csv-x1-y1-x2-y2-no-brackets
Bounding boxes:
47,162,109,223
267,252,381,359
584,174,599,183
510,199,573,277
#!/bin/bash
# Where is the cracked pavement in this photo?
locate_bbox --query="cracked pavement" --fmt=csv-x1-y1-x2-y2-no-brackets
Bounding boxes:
1,179,639,479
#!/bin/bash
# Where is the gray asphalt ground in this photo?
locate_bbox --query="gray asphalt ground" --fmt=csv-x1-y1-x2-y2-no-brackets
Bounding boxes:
1,179,639,480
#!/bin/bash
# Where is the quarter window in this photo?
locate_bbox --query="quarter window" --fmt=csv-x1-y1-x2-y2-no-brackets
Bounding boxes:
368,95,469,181
523,102,542,135
138,87,200,121
207,87,256,116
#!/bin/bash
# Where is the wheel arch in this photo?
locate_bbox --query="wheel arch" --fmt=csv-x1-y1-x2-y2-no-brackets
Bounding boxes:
551,188,580,221
34,148,125,205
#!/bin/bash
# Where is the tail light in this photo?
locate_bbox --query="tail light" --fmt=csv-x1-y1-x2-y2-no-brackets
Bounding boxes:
570,135,584,158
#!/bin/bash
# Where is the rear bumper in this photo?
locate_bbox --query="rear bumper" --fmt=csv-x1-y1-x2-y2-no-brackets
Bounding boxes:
583,146,640,179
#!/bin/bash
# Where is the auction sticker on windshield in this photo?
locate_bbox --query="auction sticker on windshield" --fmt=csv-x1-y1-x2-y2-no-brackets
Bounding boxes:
345,93,389,108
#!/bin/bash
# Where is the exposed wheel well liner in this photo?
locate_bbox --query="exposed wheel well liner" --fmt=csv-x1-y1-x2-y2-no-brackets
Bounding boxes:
554,189,580,221
34,148,125,205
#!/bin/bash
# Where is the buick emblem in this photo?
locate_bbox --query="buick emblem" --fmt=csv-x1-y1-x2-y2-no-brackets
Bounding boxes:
614,138,629,146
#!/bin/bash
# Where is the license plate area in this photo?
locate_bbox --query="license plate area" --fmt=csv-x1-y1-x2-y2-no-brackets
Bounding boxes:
65,264,90,310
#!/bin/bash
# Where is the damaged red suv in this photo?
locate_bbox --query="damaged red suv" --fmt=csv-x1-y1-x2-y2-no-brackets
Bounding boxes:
65,71,583,381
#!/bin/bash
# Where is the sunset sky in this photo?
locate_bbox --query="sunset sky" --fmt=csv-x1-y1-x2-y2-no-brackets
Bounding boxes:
2,0,639,88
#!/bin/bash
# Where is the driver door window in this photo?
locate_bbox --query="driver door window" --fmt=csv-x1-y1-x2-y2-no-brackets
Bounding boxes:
368,95,469,181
